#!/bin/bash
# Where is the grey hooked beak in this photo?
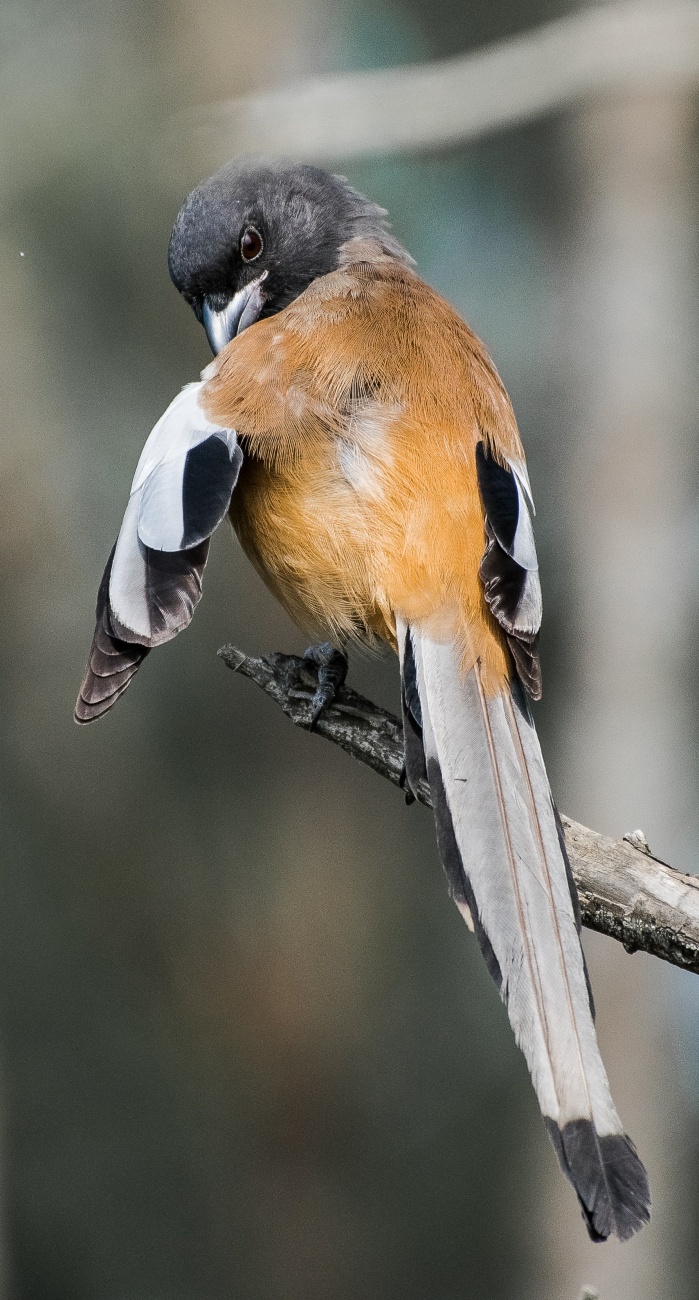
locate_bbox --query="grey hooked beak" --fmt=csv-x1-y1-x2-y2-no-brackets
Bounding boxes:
202,271,268,354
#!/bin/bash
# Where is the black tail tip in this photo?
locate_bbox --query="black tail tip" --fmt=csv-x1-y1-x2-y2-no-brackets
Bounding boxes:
546,1118,651,1243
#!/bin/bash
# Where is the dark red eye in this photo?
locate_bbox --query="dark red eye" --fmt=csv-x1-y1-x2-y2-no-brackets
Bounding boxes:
240,226,263,262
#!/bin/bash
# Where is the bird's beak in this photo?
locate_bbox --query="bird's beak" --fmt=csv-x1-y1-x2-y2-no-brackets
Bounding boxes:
202,271,268,354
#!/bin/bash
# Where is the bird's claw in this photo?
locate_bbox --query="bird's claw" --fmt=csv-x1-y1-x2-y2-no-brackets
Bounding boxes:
302,642,348,729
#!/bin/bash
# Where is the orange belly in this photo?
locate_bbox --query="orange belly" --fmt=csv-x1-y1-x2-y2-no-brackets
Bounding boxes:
230,415,511,693
230,444,395,646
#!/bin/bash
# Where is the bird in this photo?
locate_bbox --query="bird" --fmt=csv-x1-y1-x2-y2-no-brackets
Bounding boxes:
75,157,650,1241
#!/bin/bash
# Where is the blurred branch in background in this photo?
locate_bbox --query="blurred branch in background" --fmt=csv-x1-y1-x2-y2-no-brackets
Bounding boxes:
180,2,699,168
220,646,699,977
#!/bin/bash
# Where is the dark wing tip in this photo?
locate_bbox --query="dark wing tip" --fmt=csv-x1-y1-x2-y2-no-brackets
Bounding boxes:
546,1119,651,1242
74,548,150,725
74,626,150,724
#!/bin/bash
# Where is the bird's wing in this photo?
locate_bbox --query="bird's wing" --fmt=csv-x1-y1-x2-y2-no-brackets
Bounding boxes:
75,381,242,724
475,440,543,698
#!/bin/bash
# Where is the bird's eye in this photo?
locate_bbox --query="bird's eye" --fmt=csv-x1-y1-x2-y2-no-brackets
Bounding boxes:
240,226,263,262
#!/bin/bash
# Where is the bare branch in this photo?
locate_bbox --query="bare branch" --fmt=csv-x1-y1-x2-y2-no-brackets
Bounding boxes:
220,644,699,976
182,3,699,168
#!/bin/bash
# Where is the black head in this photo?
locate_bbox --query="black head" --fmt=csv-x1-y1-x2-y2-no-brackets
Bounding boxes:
168,157,412,353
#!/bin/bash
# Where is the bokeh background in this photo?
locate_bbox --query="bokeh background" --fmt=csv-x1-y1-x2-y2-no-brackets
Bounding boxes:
1,0,698,1296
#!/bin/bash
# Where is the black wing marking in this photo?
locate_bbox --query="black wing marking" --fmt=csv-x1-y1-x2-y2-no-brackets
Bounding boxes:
475,446,519,551
476,441,542,699
180,437,243,549
138,432,243,553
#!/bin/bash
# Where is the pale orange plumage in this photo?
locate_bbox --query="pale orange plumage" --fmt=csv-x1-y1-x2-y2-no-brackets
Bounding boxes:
202,240,522,692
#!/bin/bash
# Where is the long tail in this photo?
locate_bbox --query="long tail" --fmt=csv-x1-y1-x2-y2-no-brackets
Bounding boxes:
399,622,650,1242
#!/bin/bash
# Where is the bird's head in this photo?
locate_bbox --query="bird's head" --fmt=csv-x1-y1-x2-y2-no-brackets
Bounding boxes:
168,157,411,353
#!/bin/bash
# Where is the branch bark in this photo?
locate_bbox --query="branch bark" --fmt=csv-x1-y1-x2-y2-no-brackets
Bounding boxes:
220,644,699,977
182,3,699,168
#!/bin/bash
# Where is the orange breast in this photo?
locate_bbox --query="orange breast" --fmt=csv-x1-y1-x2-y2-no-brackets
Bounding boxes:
203,250,524,692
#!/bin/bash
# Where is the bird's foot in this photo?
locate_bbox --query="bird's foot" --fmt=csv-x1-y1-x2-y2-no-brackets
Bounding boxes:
301,642,348,730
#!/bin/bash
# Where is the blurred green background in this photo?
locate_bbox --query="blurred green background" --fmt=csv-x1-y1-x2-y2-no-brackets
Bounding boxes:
1,0,698,1296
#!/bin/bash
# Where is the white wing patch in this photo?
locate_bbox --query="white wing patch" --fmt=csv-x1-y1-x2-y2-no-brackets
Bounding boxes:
110,495,154,642
131,382,240,552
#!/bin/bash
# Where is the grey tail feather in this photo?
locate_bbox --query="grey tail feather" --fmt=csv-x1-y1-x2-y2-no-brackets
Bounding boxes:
74,548,149,724
401,623,650,1241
